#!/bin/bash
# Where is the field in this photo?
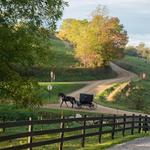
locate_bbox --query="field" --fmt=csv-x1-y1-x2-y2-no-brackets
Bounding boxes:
39,82,86,103
96,55,150,114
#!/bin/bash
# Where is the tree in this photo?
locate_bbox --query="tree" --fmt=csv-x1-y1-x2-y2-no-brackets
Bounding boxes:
58,6,128,67
136,43,150,60
125,43,150,61
124,46,138,56
0,0,67,108
0,0,67,30
0,81,42,108
57,18,88,45
74,21,104,67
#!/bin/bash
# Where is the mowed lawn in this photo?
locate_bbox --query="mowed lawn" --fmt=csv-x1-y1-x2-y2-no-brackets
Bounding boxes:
39,82,86,104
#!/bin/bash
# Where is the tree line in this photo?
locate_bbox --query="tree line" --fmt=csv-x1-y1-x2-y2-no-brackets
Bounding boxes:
125,43,150,61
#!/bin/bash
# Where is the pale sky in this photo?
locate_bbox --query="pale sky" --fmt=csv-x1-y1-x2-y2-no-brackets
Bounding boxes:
58,0,150,46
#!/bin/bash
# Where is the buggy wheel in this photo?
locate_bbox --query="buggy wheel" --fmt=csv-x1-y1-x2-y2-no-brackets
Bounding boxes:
88,104,94,110
91,102,97,110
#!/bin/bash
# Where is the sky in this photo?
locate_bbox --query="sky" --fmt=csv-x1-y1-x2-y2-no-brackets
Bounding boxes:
58,0,150,46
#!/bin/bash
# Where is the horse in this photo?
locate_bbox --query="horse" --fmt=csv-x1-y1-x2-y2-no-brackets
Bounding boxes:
58,93,77,108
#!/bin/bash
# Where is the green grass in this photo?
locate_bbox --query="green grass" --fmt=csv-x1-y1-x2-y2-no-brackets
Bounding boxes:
26,38,117,82
38,82,86,103
96,55,150,114
115,55,150,77
95,99,144,114
18,132,150,150
1,122,150,150
0,82,85,105
0,105,100,121
38,107,101,118
0,105,102,124
95,83,121,100
0,82,86,121
115,56,150,114
46,38,77,68
95,82,141,113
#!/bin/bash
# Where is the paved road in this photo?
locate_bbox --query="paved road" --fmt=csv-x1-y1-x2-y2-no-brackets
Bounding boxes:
107,137,150,150
43,63,149,116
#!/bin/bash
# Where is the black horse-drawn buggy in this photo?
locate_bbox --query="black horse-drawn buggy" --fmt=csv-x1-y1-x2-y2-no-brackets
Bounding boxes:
58,93,97,110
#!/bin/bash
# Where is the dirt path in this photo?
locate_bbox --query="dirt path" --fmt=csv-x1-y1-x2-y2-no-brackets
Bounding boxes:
43,63,149,116
107,137,150,150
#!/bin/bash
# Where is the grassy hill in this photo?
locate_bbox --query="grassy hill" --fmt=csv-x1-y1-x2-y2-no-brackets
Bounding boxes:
43,38,77,68
26,38,117,82
96,55,150,114
116,56,150,77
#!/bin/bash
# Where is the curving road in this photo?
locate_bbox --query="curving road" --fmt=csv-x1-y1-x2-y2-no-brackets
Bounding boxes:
43,63,149,116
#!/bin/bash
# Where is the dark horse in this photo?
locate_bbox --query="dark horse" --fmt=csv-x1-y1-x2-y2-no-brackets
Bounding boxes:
58,93,76,108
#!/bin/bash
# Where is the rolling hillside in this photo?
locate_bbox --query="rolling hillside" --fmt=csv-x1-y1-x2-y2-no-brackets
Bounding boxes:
27,38,117,82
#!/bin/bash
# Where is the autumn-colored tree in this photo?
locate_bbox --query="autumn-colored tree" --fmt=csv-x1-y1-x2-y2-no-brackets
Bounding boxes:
58,6,128,67
75,20,104,67
57,19,88,45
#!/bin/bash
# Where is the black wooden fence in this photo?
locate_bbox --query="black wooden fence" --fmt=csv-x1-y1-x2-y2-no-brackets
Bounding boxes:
0,114,149,150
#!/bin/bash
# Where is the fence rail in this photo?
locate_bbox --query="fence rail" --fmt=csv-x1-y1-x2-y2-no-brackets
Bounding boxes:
0,114,149,150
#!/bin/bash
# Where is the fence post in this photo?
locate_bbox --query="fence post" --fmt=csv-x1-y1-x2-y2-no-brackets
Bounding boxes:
122,114,126,137
81,115,86,147
38,116,43,131
2,117,6,133
138,115,142,133
131,114,135,135
28,117,33,150
59,116,65,150
143,115,148,133
112,115,116,140
98,114,103,143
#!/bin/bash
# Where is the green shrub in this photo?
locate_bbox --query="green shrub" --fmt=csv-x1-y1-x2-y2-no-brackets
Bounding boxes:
0,105,37,121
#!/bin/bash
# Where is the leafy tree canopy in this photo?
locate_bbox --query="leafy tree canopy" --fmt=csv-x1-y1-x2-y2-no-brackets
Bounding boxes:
0,0,67,29
0,0,67,108
58,6,128,67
